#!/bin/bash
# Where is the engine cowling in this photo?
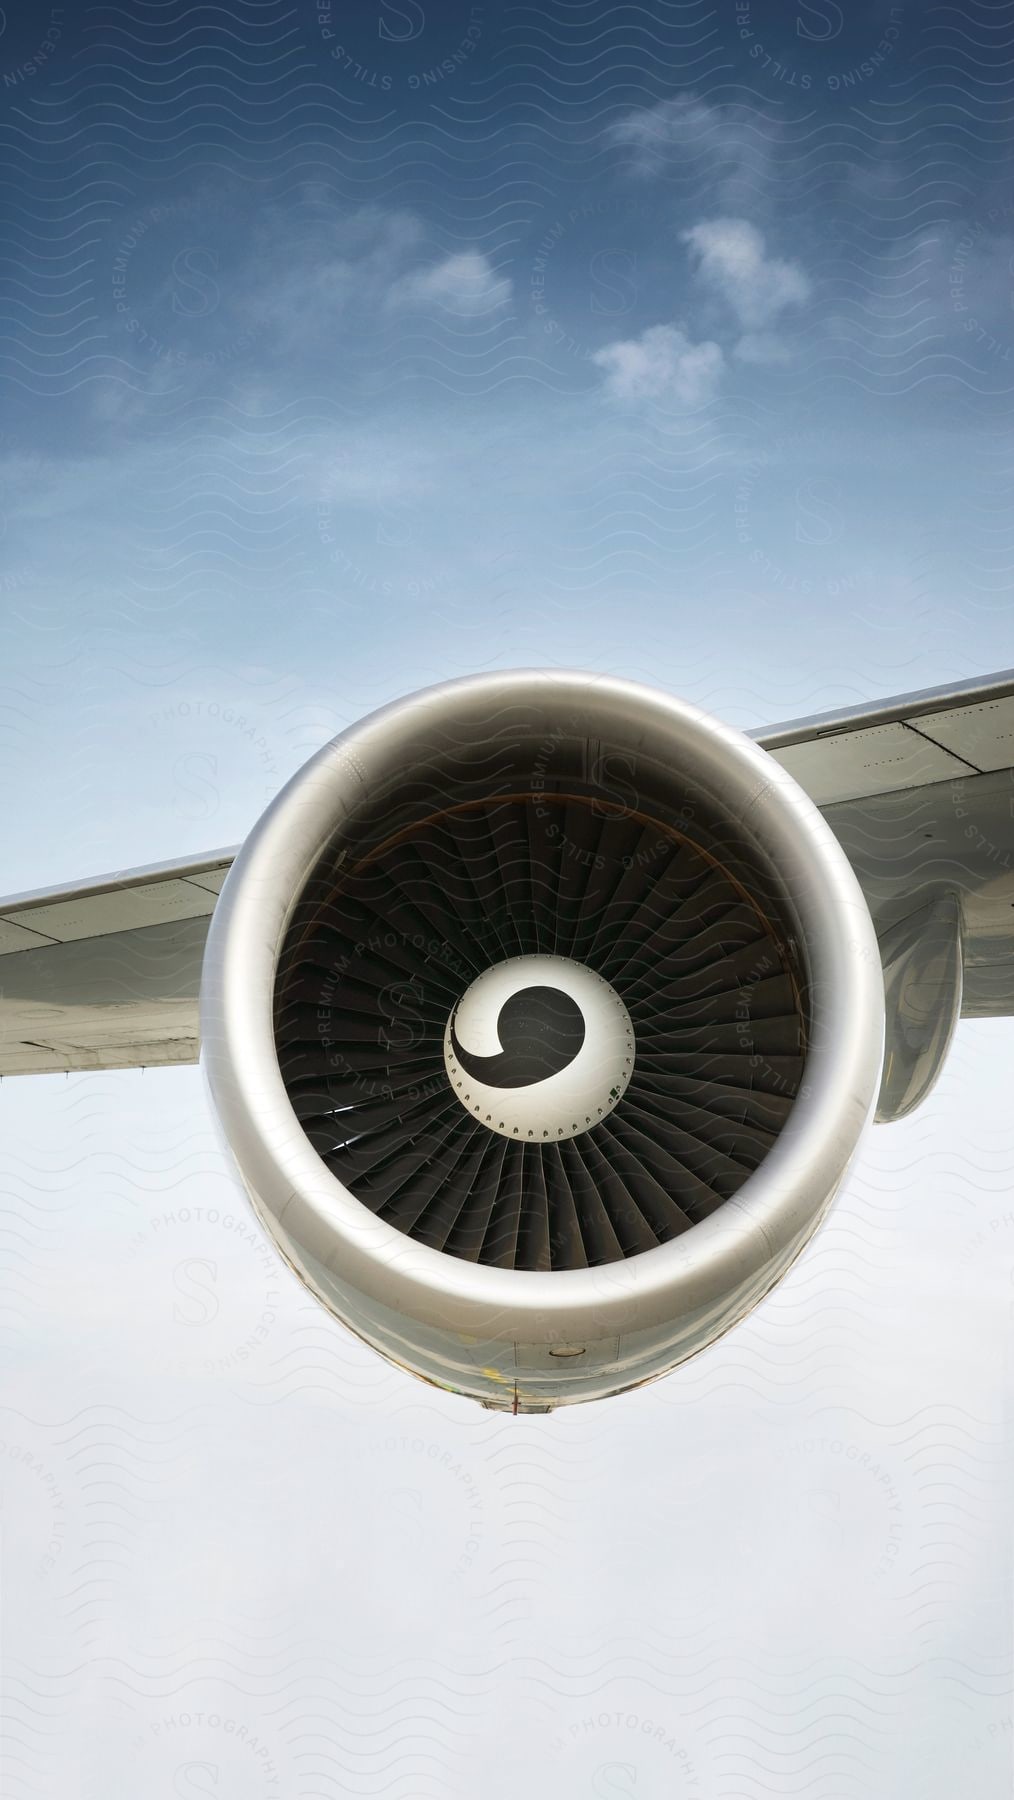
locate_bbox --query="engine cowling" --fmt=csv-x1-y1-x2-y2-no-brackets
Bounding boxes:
200,671,884,1411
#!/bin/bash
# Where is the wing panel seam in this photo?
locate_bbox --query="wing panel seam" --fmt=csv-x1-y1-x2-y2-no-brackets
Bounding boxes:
900,718,983,776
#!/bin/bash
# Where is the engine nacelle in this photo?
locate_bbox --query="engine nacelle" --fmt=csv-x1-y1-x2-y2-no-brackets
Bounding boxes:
200,672,884,1410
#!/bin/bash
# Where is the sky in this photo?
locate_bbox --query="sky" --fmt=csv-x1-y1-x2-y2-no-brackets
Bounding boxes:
2,0,1014,1793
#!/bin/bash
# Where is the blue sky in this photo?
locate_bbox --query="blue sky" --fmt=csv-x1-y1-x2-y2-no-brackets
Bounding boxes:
2,1,1014,1795
4,0,1014,896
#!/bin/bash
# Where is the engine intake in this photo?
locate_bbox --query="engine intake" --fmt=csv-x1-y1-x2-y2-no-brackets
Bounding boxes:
201,672,884,1410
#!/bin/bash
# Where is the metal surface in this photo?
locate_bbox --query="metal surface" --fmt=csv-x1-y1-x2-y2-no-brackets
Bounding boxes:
274,780,807,1275
0,855,234,1076
442,956,634,1144
0,918,211,1075
876,894,964,1124
0,847,237,917
4,666,1010,1406
3,669,1013,1080
820,766,1014,1021
770,724,970,807
752,665,1014,750
200,670,885,1410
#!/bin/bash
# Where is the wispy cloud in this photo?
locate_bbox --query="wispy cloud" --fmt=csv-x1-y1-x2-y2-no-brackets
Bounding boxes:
610,94,775,202
591,219,810,403
241,207,423,347
682,218,812,330
591,323,724,405
385,250,512,317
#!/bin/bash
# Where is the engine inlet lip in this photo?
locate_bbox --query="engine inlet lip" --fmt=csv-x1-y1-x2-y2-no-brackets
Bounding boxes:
200,669,886,1344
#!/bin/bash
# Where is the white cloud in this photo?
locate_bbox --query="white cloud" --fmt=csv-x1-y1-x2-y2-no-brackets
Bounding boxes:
386,250,512,317
681,217,811,330
592,322,724,405
237,216,510,345
610,94,774,199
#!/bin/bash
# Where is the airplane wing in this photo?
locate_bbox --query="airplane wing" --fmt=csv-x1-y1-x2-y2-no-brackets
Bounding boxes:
752,668,1014,1120
754,673,1014,991
0,851,235,1075
2,669,1012,1122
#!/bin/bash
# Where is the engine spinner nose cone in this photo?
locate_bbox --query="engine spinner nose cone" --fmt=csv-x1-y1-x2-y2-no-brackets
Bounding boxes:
444,954,635,1143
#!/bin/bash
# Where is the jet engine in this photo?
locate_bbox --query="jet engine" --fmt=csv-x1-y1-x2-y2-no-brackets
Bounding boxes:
199,671,885,1410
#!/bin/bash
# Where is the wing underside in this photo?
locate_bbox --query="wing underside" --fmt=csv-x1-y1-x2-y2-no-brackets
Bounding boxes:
753,670,1014,1120
1,669,1012,1098
0,854,234,1074
754,672,1014,1026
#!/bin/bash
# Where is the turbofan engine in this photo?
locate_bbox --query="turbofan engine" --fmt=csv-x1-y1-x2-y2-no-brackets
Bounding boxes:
200,672,884,1411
